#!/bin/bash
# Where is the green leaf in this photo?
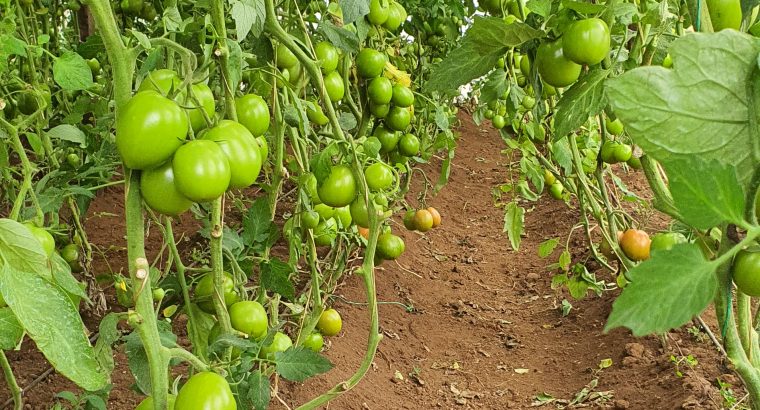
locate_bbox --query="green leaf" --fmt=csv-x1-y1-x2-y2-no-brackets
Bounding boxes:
339,112,357,131
242,197,275,245
129,30,151,49
340,0,370,24
0,264,107,391
260,258,295,300
0,219,49,277
553,69,609,139
558,250,572,270
0,308,22,350
53,52,94,91
93,313,121,375
124,321,177,394
503,202,525,251
605,243,716,336
562,0,605,14
663,157,745,229
538,238,559,258
245,370,271,410
319,21,359,53
51,252,88,303
566,277,589,299
227,39,244,92
606,30,760,186
479,70,509,105
275,347,333,382
425,17,543,94
231,0,265,40
76,35,104,60
162,6,183,31
47,124,88,148
0,34,26,57
526,0,552,17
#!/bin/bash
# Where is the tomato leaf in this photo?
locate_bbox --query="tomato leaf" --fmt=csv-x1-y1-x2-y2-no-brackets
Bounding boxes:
0,308,22,350
0,219,49,277
51,252,88,303
93,312,121,376
538,238,559,258
553,68,609,139
231,0,265,40
663,157,746,229
605,243,716,336
275,347,333,382
242,197,275,247
244,370,271,410
124,321,177,395
503,202,525,251
606,30,760,187
53,51,94,91
0,263,107,391
260,258,296,300
479,70,509,105
340,0,370,25
425,17,543,94
46,124,87,148
319,21,359,53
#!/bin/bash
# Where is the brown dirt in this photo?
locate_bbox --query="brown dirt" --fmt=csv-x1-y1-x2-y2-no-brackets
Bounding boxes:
0,113,738,409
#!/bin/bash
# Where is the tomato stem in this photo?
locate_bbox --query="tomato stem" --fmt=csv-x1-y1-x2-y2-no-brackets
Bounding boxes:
0,350,22,410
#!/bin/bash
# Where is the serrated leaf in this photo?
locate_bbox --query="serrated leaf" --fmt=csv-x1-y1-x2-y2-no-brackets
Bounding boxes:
526,0,552,17
0,308,22,350
0,264,107,391
93,313,121,375
246,370,271,410
231,0,265,40
503,202,524,251
606,30,760,187
53,52,94,91
562,0,605,14
260,258,295,300
124,321,177,394
163,6,182,31
340,0,370,24
339,112,357,131
0,34,26,57
242,197,275,245
275,347,333,382
227,39,244,91
559,250,572,270
479,70,509,105
664,157,745,229
605,244,716,336
0,219,49,276
554,69,609,139
538,238,559,258
47,124,87,148
319,21,359,53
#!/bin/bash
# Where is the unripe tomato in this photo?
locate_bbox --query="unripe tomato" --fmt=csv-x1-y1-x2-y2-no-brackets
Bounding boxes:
413,209,434,232
334,205,352,227
544,169,556,185
172,140,231,202
374,125,399,153
307,102,330,126
61,244,80,264
236,94,271,137
370,102,390,118
484,109,495,120
356,48,387,78
377,233,405,260
427,207,441,228
733,250,760,296
391,84,414,107
601,141,618,164
314,203,335,220
349,197,384,228
519,55,531,77
626,156,642,169
202,120,262,189
612,144,632,163
562,18,611,65
368,77,393,105
492,115,506,129
536,40,581,88
324,71,345,102
186,83,215,132
368,0,390,25
549,182,564,199
315,41,339,74
229,301,268,339
605,117,624,135
305,173,322,205
386,106,411,131
87,58,101,74
140,161,193,216
650,232,687,252
23,224,54,257
175,372,235,410
318,165,357,207
383,2,406,31
521,95,536,110
117,91,188,170
662,54,673,68
302,332,324,352
137,69,181,94
365,162,394,190
135,395,176,410
260,332,293,360
619,229,651,261
276,44,298,69
302,210,320,229
403,210,417,230
194,272,239,313
317,308,342,336
398,133,420,156
706,0,741,31
314,218,338,246
256,135,269,161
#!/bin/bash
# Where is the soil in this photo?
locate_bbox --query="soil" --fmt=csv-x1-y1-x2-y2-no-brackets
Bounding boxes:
0,113,739,410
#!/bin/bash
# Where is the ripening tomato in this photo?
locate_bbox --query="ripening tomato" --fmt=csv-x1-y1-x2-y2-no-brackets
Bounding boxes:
427,207,441,228
318,308,343,336
368,0,390,25
386,106,411,131
374,125,399,153
413,209,434,232
398,133,420,156
175,372,236,410
116,91,188,170
194,272,239,313
260,332,293,360
315,41,340,74
619,229,651,261
324,71,345,102
365,162,394,191
318,165,358,207
368,77,393,105
706,0,742,31
562,18,611,65
229,300,268,340
391,84,414,107
23,223,54,257
302,332,324,352
276,44,298,68
356,48,387,78
377,233,405,260
544,169,556,185
733,250,760,296
140,161,193,216
536,40,581,88
135,395,176,410
202,120,262,189
172,140,231,202
235,94,270,137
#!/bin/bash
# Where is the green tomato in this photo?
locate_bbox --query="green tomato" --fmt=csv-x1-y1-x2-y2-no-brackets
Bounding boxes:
562,18,611,65
324,70,345,102
370,102,390,118
368,0,390,25
302,332,324,352
605,117,624,135
519,55,531,77
484,109,495,120
87,58,101,74
521,95,536,109
377,233,405,260
256,135,269,162
492,115,506,129
349,197,384,228
276,44,298,69
385,106,411,131
194,272,239,313
650,232,687,252
600,140,618,164
626,155,642,170
305,173,322,205
315,41,340,74
236,94,270,137
365,162,394,191
61,244,79,265
260,332,293,360
662,54,673,68
229,301,268,339
544,169,556,185
302,210,320,229
391,84,414,107
186,83,215,132
117,91,188,170
314,218,338,246
536,40,581,88
137,69,181,94
733,250,760,296
314,203,335,220
374,125,399,153
403,210,417,231
307,102,330,126
141,161,193,216
549,182,564,199
202,120,262,189
24,223,54,257
317,308,342,336
135,395,176,410
334,205,352,227
398,133,420,156
356,48,387,78
383,2,406,31
175,372,236,410
368,77,393,105
318,165,358,207
706,0,742,31
172,140,231,202
612,143,632,163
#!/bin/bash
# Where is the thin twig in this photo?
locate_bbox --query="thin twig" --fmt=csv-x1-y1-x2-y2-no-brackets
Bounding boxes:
696,315,728,357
